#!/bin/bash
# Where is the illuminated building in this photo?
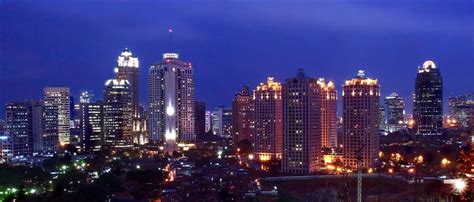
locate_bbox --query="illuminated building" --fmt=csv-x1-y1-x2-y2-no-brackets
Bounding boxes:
114,48,140,117
103,79,133,148
281,69,321,174
211,106,232,138
413,60,443,135
3,101,43,159
44,87,71,147
148,53,195,152
232,85,255,144
79,100,103,152
384,92,405,132
342,70,380,169
194,101,206,139
448,93,474,129
205,110,212,133
317,78,338,148
253,77,282,161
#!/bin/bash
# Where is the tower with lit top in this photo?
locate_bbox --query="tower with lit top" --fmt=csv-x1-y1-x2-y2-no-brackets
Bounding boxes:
413,60,443,135
148,53,195,153
253,77,283,161
317,78,338,148
114,48,140,117
342,70,380,169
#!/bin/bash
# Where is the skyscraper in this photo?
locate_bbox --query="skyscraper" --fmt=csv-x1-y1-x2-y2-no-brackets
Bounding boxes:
79,100,104,152
342,70,380,169
44,87,71,147
281,69,322,174
253,77,283,161
413,60,443,135
148,53,195,152
317,78,338,148
194,101,206,140
211,107,232,138
232,85,255,144
448,93,474,129
205,110,212,133
384,92,405,132
3,102,34,158
114,48,140,117
103,79,133,148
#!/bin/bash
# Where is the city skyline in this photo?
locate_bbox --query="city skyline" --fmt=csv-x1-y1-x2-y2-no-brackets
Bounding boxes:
1,1,473,117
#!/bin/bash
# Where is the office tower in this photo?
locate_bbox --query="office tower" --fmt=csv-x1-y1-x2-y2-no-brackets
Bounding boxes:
232,85,255,144
44,87,71,147
205,111,212,133
342,70,380,169
3,102,33,158
253,77,283,161
30,101,44,153
0,119,4,135
448,94,474,128
194,101,206,139
379,106,386,132
103,79,133,148
211,107,232,138
384,92,405,132
114,48,140,117
79,100,104,152
281,69,322,174
413,60,443,135
317,78,338,148
148,53,195,152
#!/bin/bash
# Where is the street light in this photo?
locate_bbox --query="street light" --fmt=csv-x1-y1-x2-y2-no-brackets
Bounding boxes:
452,178,467,194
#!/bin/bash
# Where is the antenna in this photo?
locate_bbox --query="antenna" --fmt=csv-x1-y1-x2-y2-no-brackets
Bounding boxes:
168,28,173,51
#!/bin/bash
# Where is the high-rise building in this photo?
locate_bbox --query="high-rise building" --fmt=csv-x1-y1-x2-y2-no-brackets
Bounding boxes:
253,77,283,161
194,101,206,139
384,92,405,132
232,85,255,144
281,69,322,174
317,78,338,148
211,107,232,138
44,87,71,147
3,100,43,159
448,94,474,129
30,100,44,153
4,102,33,158
413,60,443,135
148,53,195,152
342,70,380,169
205,111,212,133
114,48,140,117
79,100,104,152
103,79,133,148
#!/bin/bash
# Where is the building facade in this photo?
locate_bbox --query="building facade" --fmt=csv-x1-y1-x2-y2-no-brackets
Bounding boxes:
281,69,322,174
148,53,195,151
384,92,405,132
342,70,380,169
448,94,474,129
232,85,255,144
317,78,338,148
44,87,71,147
103,79,133,148
253,77,283,161
413,60,443,135
114,48,140,117
79,100,104,152
194,101,206,140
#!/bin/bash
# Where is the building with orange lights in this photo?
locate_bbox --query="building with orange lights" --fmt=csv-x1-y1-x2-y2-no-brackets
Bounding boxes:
232,85,254,144
281,69,322,174
253,77,283,161
342,70,380,169
317,78,338,148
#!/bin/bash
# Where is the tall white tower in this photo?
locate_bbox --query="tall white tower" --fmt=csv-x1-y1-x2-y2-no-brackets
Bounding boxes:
148,53,195,153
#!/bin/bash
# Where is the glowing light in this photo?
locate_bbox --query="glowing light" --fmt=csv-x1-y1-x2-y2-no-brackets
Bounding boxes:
452,178,467,194
163,53,179,59
441,158,451,168
166,101,175,116
248,154,254,160
408,168,415,173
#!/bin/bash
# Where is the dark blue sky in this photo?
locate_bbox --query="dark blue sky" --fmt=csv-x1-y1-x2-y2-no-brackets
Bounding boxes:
1,0,473,117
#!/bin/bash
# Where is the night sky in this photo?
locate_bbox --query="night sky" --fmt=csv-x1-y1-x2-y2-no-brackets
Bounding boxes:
1,0,473,117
